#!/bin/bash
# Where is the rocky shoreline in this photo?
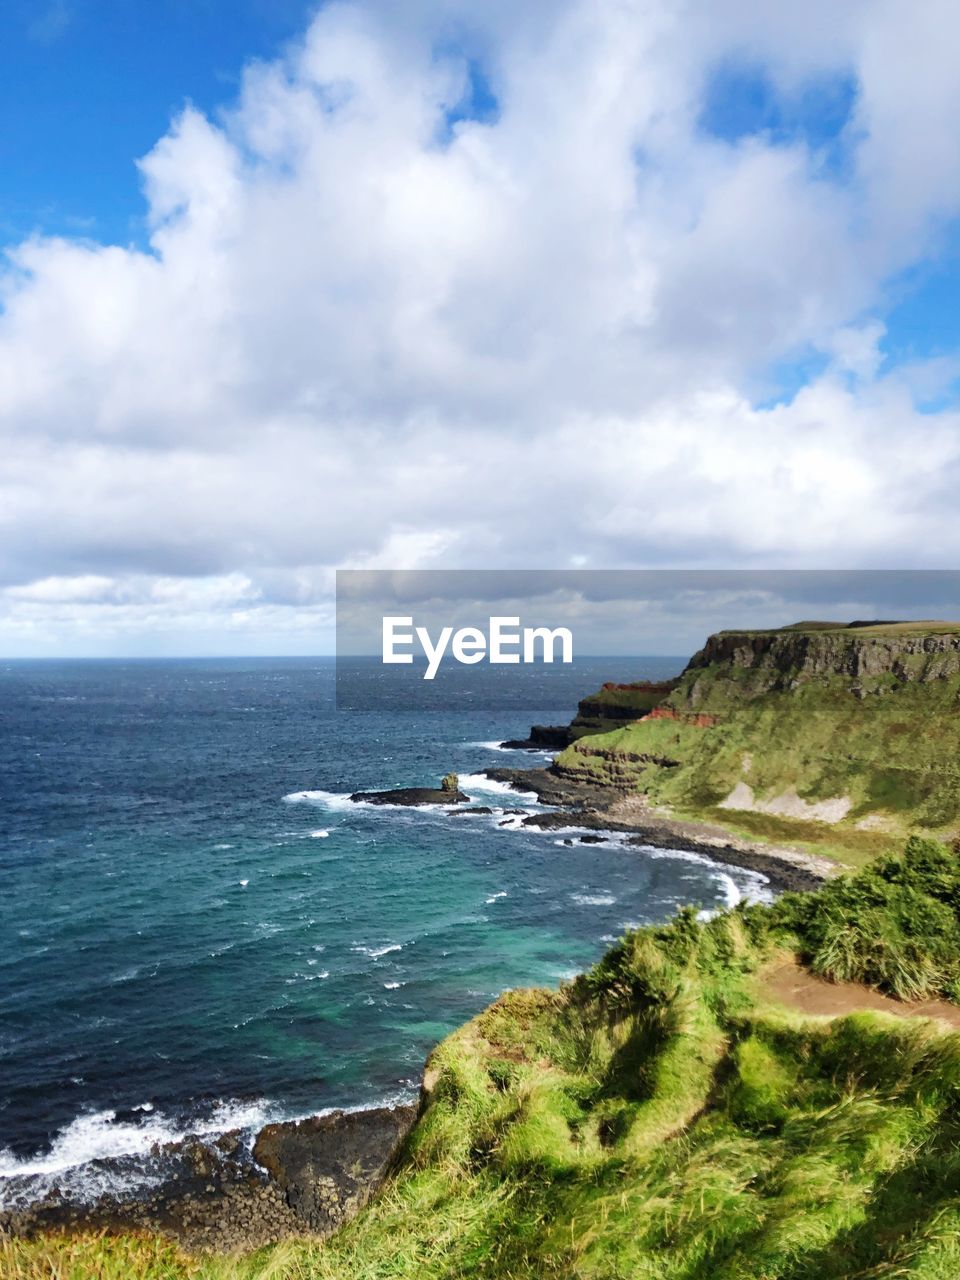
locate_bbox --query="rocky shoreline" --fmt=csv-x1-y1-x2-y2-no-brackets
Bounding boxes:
0,1104,417,1253
482,765,837,893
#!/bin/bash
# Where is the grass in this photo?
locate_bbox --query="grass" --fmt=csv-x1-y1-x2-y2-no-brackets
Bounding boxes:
692,807,898,868
554,660,960,862
715,620,960,636
9,838,960,1278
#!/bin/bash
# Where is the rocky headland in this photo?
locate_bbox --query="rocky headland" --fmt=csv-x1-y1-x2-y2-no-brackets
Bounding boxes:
488,621,960,884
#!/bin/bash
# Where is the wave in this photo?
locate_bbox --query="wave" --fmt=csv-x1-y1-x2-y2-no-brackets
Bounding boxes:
309,829,330,839
570,893,617,907
494,811,539,830
467,740,551,755
457,773,542,803
351,943,402,959
485,891,508,904
282,789,355,811
0,1088,421,1214
0,1098,276,1210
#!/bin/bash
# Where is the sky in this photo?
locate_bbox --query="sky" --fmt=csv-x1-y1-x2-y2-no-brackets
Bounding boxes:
335,570,960,658
2,0,960,655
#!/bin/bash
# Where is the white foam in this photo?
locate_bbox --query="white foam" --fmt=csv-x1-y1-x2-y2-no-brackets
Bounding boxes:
0,1098,275,1208
470,740,557,759
0,1090,423,1212
715,872,742,909
352,943,402,959
309,829,330,839
283,789,355,811
485,891,508,904
570,893,617,907
495,813,529,830
383,981,403,990
457,773,541,803
239,879,249,887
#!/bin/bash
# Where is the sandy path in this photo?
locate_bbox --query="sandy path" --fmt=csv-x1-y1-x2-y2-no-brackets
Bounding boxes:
760,957,960,1029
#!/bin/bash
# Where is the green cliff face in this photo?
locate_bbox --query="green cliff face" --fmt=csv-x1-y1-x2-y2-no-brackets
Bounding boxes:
554,623,960,857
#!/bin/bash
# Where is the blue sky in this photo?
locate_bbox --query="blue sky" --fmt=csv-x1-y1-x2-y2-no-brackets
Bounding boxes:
1,0,317,244
1,0,959,655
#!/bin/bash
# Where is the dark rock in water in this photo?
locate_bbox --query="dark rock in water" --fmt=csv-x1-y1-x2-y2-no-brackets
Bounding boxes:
500,725,572,750
579,834,605,844
351,774,470,805
352,786,471,805
253,1105,417,1235
502,809,527,816
214,1129,241,1157
447,806,493,816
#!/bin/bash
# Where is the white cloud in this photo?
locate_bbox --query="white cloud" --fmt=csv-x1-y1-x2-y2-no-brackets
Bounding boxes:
822,321,887,380
1,0,960,652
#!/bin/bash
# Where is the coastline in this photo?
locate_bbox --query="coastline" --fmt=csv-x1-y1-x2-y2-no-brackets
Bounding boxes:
482,763,838,893
0,1103,418,1253
1,739,829,1251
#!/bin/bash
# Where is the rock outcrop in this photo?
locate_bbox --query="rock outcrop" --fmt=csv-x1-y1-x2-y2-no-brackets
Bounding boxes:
253,1105,417,1236
351,775,471,805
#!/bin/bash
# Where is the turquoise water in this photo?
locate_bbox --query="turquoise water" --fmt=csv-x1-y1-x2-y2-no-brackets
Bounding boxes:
0,657,768,1204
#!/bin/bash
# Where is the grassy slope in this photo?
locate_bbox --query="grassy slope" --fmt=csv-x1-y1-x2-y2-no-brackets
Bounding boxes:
9,838,960,1280
554,653,960,866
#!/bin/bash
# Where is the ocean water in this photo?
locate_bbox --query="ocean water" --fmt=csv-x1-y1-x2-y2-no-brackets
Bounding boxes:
0,657,769,1206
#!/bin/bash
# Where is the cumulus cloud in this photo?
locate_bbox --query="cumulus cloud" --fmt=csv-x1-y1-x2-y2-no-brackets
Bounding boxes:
1,0,960,652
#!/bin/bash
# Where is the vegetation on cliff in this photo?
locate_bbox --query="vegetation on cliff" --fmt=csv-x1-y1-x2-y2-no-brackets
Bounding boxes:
554,623,960,864
8,836,960,1279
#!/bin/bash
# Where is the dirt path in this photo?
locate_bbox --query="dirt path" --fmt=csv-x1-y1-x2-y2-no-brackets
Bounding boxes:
760,957,960,1029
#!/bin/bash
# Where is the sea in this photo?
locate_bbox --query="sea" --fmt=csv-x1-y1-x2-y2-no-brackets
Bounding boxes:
0,656,770,1211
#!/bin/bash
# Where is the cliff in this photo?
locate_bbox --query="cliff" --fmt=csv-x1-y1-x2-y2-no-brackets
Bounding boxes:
501,679,678,748
553,622,960,860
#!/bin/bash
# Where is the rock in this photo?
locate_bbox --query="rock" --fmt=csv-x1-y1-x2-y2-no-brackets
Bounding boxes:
447,806,493,816
351,775,471,806
252,1105,417,1236
500,725,572,750
351,785,471,806
215,1130,241,1157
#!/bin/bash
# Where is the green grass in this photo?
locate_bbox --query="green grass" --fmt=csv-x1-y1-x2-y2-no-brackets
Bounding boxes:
554,663,960,861
10,838,960,1279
